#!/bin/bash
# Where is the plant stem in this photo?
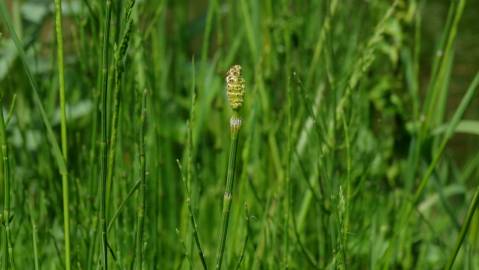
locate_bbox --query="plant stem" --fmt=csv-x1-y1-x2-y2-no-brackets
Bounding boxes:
341,116,352,269
54,0,70,268
200,0,217,64
1,100,12,270
215,111,242,270
29,201,40,270
185,118,208,269
445,186,479,269
234,204,251,270
177,155,208,270
100,0,113,268
283,17,293,269
107,179,141,233
134,90,147,270
106,0,135,204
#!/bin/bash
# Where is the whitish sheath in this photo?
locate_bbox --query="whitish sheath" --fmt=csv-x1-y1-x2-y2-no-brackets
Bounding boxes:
53,0,70,268
215,65,246,270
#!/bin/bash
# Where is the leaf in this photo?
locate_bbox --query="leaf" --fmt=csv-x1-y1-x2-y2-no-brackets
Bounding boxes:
433,120,479,136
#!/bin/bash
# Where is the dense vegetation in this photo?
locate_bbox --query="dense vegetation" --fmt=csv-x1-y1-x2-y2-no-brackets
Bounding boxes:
1,0,479,269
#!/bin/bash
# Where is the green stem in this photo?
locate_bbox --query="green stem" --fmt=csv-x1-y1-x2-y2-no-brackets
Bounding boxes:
183,119,208,269
100,0,113,269
134,90,147,270
54,0,70,268
341,116,351,269
107,0,135,205
445,187,479,269
107,180,141,233
283,15,293,269
29,201,40,270
106,60,121,206
177,156,208,270
234,204,251,270
200,0,216,64
215,112,241,270
186,62,207,270
1,100,12,270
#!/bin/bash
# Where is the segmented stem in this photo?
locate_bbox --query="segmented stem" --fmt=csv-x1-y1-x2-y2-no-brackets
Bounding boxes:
1,100,12,270
445,187,479,269
54,0,70,268
100,0,113,268
215,112,242,270
134,90,147,270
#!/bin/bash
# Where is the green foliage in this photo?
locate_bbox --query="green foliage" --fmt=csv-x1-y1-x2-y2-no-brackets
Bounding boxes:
0,0,479,269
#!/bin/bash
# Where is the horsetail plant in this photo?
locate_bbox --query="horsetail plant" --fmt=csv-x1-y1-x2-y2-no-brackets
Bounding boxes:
99,0,114,268
53,0,71,268
134,90,147,270
107,0,136,204
178,61,208,270
1,99,13,269
215,65,246,270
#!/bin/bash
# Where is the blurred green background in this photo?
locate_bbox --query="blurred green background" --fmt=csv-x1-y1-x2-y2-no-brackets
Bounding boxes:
1,0,479,269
